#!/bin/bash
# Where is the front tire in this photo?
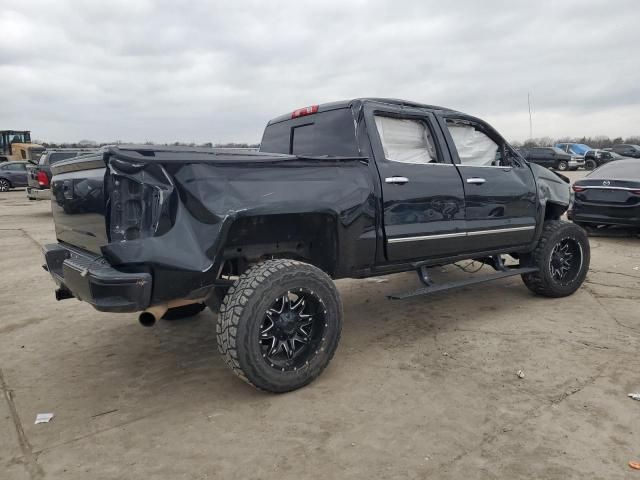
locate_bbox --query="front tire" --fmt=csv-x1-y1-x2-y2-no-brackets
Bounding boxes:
521,221,590,297
557,160,569,171
0,179,10,192
585,159,597,170
217,259,342,393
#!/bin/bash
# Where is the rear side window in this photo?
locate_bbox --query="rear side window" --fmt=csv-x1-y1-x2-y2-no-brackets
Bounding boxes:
374,116,438,164
260,108,359,156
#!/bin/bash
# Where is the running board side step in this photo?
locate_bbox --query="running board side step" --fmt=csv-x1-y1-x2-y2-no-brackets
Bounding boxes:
388,267,539,300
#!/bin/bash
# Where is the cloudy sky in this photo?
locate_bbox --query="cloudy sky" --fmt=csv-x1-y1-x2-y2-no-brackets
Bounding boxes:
2,0,639,144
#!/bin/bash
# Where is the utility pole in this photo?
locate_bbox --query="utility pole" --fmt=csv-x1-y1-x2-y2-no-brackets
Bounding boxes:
528,93,533,140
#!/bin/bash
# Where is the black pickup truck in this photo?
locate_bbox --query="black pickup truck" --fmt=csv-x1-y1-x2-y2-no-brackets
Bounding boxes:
43,98,589,393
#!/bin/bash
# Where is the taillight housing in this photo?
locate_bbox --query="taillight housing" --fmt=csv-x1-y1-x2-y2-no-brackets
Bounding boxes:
36,170,49,187
631,190,640,195
291,105,319,119
571,185,585,193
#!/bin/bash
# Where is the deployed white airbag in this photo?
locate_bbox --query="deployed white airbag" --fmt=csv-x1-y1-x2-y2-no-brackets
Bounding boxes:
374,116,437,164
447,124,498,166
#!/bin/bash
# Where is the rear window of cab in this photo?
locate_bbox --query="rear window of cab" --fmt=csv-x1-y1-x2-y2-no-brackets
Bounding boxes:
260,108,359,157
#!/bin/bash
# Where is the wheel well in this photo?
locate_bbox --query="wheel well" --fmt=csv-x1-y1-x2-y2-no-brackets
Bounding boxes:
544,201,567,221
222,213,338,276
0,177,11,186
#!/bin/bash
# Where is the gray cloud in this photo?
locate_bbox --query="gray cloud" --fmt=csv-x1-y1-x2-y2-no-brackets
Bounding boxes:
1,0,638,143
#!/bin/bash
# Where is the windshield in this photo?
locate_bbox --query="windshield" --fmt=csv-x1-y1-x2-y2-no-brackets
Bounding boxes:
570,144,591,155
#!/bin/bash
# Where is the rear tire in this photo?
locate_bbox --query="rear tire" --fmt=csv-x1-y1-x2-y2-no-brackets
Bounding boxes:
217,259,342,393
0,178,10,192
162,303,206,320
585,159,597,170
521,221,590,297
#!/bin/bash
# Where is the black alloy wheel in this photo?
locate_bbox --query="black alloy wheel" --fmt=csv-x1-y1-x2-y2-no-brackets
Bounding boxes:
216,259,342,393
259,289,327,372
521,220,590,297
548,237,583,285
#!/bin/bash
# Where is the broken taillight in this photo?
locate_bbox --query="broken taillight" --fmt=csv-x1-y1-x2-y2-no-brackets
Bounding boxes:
36,170,49,187
291,105,319,119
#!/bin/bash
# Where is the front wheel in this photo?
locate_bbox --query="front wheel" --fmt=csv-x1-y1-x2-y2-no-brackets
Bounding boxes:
521,221,590,297
217,259,342,393
0,179,10,192
585,159,597,170
557,160,569,171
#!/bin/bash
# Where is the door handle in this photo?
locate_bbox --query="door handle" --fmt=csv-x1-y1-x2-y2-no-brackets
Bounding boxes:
385,176,409,184
466,177,486,185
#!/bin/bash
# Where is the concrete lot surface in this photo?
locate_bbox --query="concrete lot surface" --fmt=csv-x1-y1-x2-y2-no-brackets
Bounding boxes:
1,174,640,479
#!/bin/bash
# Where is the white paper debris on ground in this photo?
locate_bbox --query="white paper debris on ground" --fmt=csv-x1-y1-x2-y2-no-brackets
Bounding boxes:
628,393,640,401
516,370,525,379
364,277,388,283
35,413,54,424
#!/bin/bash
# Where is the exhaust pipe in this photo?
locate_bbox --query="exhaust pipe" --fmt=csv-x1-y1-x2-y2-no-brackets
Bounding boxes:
138,297,205,327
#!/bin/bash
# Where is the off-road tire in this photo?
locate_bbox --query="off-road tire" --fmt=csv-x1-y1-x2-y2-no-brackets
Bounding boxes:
216,259,342,393
521,220,590,297
585,159,597,170
162,303,206,320
0,179,10,192
557,160,569,171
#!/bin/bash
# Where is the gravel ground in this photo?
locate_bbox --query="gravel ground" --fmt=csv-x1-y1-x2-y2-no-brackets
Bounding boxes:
1,174,640,479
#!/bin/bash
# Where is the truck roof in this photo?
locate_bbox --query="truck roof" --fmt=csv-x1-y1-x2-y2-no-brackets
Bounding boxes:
266,98,459,125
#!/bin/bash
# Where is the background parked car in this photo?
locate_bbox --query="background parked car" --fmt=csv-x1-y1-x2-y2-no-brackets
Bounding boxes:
518,146,583,171
584,150,626,170
568,159,640,229
26,148,97,200
0,161,29,192
612,144,640,158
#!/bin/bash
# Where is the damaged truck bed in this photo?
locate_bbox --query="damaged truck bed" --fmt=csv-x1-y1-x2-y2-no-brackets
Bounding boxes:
43,98,589,392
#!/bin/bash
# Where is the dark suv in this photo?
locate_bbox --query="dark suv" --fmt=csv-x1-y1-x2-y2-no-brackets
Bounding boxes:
612,144,640,158
517,147,582,171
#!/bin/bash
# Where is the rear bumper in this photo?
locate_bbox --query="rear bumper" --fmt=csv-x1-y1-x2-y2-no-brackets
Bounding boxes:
570,204,640,227
42,243,152,312
26,187,51,200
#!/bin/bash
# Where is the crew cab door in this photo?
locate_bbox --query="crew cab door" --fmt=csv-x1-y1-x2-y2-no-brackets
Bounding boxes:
438,115,537,252
365,105,466,261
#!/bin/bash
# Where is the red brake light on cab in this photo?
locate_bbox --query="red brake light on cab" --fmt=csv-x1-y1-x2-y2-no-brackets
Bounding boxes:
36,170,49,187
571,185,585,193
291,105,319,119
